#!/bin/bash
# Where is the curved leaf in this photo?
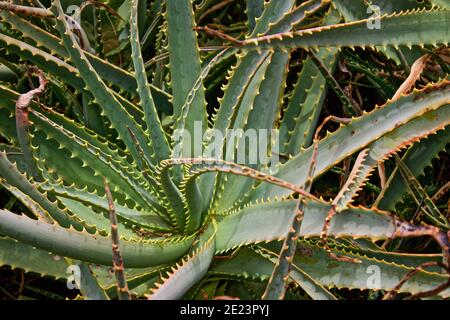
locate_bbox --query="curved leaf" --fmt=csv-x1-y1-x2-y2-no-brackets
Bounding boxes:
0,208,193,268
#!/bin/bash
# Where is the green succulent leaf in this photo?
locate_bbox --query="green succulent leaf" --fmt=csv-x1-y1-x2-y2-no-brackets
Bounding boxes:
166,0,207,157
76,262,110,300
130,0,170,163
0,236,69,280
51,0,156,167
256,81,450,200
0,208,194,268
215,199,398,251
211,242,450,297
147,220,217,300
242,9,450,50
376,129,450,211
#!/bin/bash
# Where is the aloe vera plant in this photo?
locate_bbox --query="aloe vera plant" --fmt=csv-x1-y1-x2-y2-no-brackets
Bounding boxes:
0,0,449,300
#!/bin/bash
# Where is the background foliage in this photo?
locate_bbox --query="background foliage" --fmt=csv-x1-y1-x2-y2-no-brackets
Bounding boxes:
0,0,449,300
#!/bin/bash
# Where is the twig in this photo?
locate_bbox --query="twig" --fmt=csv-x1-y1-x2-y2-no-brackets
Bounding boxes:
392,221,450,268
391,54,430,101
0,2,93,53
382,261,449,300
144,46,227,69
261,112,324,300
406,279,450,300
0,1,52,18
104,178,131,301
378,162,386,189
261,191,308,300
194,26,243,46
314,115,351,140
16,67,47,112
15,67,48,179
